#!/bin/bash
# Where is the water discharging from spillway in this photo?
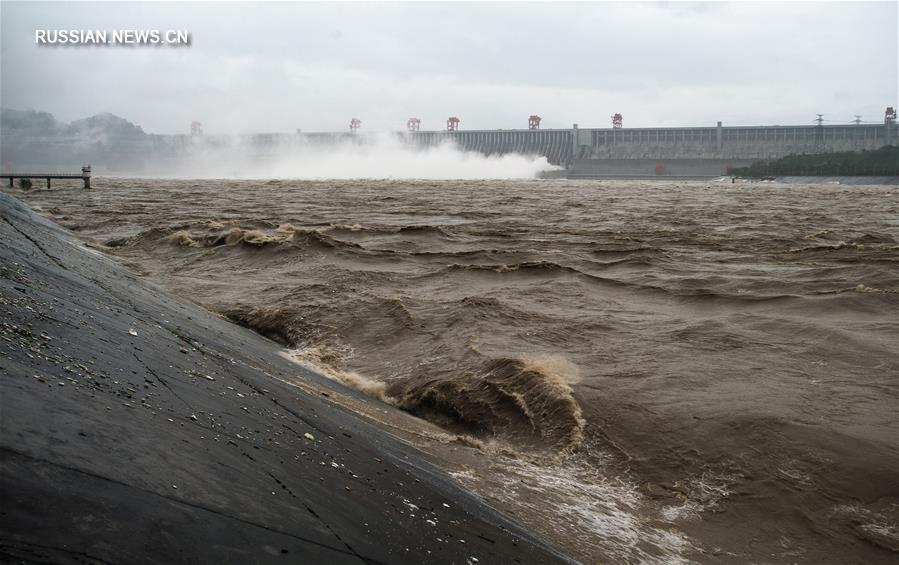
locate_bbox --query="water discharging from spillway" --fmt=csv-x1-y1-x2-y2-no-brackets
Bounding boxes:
160,133,559,179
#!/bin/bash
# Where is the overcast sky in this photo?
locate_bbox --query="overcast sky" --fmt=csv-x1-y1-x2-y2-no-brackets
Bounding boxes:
1,1,896,134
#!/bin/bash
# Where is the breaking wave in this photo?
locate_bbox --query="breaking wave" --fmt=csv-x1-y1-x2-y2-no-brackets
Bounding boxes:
284,343,391,402
221,303,584,451
389,356,585,453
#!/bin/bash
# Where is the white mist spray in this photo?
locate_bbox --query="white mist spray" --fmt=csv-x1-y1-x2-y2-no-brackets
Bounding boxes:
165,132,558,179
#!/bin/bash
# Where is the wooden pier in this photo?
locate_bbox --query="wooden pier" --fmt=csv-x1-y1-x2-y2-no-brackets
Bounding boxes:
1,166,92,189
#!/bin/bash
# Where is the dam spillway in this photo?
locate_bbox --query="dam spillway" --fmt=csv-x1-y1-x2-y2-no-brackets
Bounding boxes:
413,122,895,160
407,122,897,176
243,122,897,167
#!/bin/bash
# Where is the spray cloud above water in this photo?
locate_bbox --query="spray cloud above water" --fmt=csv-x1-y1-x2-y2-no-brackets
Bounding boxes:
166,133,558,180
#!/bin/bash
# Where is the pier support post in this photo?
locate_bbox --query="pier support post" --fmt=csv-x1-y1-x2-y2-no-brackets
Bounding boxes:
46,178,51,189
8,178,12,188
82,166,91,190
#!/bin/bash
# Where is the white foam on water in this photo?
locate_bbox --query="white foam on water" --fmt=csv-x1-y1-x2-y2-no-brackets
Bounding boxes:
450,456,697,564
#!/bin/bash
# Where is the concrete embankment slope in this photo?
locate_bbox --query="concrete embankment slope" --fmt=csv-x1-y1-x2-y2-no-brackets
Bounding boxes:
0,192,570,565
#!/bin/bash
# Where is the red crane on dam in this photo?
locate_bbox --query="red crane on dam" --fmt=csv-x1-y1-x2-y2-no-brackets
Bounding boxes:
446,116,460,131
612,113,623,129
349,118,361,132
407,118,421,132
528,115,542,130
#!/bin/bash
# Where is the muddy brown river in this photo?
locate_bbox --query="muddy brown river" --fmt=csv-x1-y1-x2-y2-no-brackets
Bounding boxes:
8,178,898,563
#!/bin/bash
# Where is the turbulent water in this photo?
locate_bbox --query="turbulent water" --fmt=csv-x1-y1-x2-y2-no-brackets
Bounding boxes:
9,178,899,563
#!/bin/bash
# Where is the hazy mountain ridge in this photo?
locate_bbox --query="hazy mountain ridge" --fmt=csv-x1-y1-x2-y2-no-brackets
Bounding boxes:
1,108,151,173
1,108,146,137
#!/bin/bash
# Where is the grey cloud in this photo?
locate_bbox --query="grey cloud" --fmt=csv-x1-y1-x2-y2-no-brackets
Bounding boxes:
1,1,895,134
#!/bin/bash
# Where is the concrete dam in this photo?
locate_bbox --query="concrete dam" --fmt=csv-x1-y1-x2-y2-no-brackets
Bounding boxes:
184,122,899,176
2,110,896,177
405,122,898,177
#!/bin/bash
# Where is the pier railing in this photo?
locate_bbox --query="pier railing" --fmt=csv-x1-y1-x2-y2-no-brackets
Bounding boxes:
1,166,92,189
